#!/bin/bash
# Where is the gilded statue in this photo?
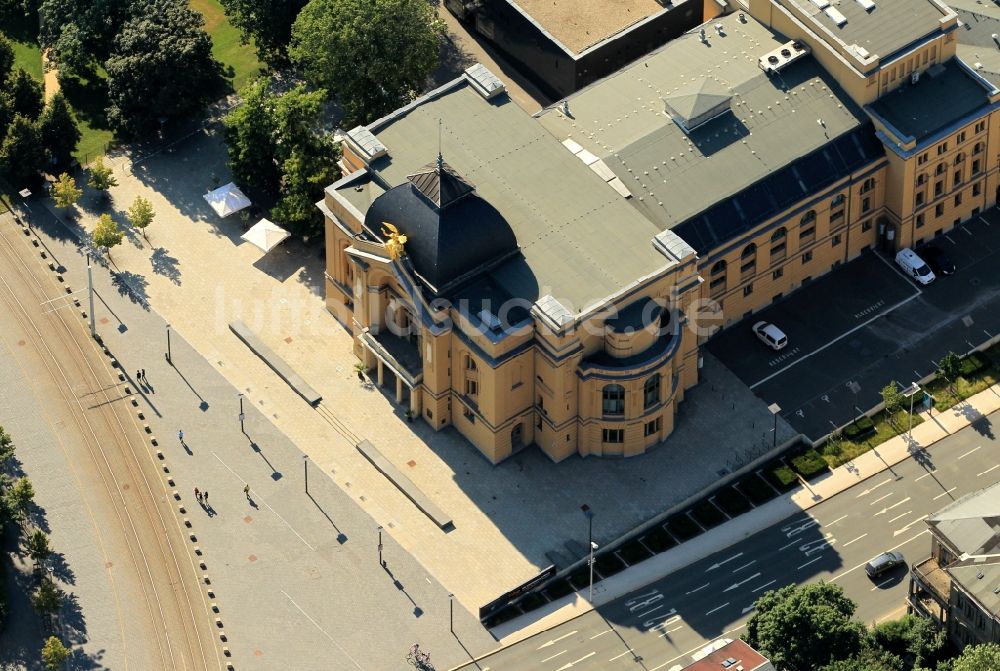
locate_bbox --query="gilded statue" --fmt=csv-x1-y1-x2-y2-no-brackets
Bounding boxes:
381,222,408,260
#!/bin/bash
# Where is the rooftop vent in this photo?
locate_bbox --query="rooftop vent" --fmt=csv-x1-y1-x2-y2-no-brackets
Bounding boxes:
758,40,810,74
855,0,875,11
722,658,739,669
810,0,829,8
663,79,733,132
346,126,388,161
464,63,505,99
714,22,724,35
824,6,848,26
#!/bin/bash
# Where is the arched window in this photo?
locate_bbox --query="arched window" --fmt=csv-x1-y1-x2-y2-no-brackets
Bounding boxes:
643,375,661,409
602,384,625,416
800,210,816,225
741,243,757,259
860,177,876,193
770,227,787,242
465,355,477,371
831,194,845,208
711,260,727,276
955,153,965,165
936,162,946,175
974,142,984,155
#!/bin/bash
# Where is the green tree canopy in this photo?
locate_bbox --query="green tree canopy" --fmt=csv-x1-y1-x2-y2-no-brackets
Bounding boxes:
289,0,444,125
946,643,1000,671
105,0,222,137
881,381,903,415
219,0,307,65
0,114,45,183
0,35,14,81
33,578,62,614
26,529,52,566
87,156,117,191
223,77,282,194
92,213,123,257
744,582,865,671
40,0,131,69
0,425,15,467
822,647,903,671
6,67,45,120
870,614,946,670
125,195,154,239
5,476,35,522
52,172,83,209
40,636,70,670
39,92,81,169
938,351,962,383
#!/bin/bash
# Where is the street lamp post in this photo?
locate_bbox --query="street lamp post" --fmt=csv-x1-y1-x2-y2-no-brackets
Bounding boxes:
581,504,596,602
238,393,245,433
303,455,309,494
768,403,781,449
907,382,920,440
448,593,454,634
86,253,96,338
165,324,172,364
377,525,385,567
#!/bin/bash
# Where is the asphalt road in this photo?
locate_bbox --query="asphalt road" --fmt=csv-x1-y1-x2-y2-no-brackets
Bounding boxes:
709,212,1000,439
458,408,1000,671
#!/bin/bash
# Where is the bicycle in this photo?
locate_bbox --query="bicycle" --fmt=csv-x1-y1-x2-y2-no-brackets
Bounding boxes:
406,643,435,670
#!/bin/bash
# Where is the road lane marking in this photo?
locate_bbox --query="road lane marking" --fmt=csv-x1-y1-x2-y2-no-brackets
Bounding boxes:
748,291,921,390
832,530,928,581
887,511,912,524
855,478,893,497
281,591,364,670
798,556,823,570
915,472,934,481
608,649,634,662
778,539,799,551
958,446,982,459
894,514,929,537
706,552,744,571
871,577,896,591
732,561,756,573
933,487,957,500
978,465,1000,477
751,579,777,593
704,602,730,616
686,583,709,595
870,492,893,505
537,630,578,650
825,515,848,526
589,629,612,640
875,497,911,515
843,533,868,547
636,604,668,620
723,572,762,592
541,650,567,663
556,651,595,670
660,625,684,637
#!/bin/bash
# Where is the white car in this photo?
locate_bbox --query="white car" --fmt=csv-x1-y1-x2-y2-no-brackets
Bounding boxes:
752,321,788,350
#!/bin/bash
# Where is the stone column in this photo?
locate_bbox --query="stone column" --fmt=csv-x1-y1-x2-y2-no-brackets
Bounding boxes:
395,377,403,404
409,386,421,416
377,359,384,386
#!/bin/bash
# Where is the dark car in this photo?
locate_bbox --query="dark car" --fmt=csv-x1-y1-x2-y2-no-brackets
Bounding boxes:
865,551,905,579
919,245,956,276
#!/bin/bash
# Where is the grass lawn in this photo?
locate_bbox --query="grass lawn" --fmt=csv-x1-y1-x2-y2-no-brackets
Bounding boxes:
190,0,264,93
823,409,926,468
2,10,42,80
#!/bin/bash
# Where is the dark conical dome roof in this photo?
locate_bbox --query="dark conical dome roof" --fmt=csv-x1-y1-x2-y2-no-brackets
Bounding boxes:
364,160,517,292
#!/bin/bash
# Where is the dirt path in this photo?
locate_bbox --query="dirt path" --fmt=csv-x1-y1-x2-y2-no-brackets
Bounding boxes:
42,49,60,102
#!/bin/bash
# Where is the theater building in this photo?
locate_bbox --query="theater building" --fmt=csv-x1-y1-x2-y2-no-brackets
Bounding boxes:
320,0,1000,464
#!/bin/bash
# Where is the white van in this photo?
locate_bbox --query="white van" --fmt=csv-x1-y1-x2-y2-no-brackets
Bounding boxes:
895,248,936,285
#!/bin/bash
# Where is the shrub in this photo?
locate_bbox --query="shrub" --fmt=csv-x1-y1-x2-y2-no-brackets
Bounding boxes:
766,464,799,491
714,487,753,516
960,352,989,377
790,449,828,478
617,540,653,566
667,514,702,541
737,473,777,505
843,415,875,439
691,500,727,528
640,525,677,553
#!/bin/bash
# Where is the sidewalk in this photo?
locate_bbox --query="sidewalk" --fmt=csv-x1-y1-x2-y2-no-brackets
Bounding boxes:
488,384,1000,646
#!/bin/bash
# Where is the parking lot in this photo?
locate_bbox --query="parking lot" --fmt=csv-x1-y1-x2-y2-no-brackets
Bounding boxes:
708,211,1000,439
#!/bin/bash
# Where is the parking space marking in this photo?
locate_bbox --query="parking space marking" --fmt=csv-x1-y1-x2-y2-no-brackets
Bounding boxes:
933,487,957,500
958,446,982,459
843,533,868,547
749,291,921,390
798,556,823,570
978,465,1000,477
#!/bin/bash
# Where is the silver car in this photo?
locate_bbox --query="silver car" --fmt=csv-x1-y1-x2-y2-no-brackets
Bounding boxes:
865,551,905,579
752,321,788,350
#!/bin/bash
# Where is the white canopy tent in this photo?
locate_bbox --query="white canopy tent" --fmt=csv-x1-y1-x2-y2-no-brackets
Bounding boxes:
241,218,290,254
203,182,251,218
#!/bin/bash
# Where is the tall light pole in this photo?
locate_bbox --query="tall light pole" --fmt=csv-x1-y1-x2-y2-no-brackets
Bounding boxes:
86,253,96,338
165,323,172,364
581,504,596,602
303,455,309,494
377,525,385,567
238,393,245,433
907,382,920,440
448,593,454,634
768,403,781,449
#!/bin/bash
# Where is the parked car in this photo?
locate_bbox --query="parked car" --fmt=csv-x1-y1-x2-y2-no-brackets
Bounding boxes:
752,321,788,350
919,245,956,276
866,551,905,579
894,248,936,285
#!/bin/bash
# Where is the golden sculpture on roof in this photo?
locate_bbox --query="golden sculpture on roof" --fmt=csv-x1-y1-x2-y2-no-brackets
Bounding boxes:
381,222,408,260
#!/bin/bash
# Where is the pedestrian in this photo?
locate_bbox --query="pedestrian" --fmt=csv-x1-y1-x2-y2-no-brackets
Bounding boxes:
178,429,184,445
357,369,364,382
140,368,146,382
243,483,250,499
203,490,208,503
194,487,201,503
136,369,142,382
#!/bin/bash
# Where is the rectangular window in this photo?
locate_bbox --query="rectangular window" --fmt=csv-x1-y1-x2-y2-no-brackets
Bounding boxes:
740,260,755,274
602,428,624,444
772,268,783,280
976,120,986,133
972,159,982,175
644,418,661,437
935,181,944,197
861,196,871,213
743,284,753,297
916,174,926,186
799,226,815,240
916,213,925,228
463,407,475,423
465,379,477,396
917,153,928,166
937,142,948,155
832,234,842,246
935,203,945,217
771,242,786,256
973,183,982,197
709,276,726,289
916,192,925,206
957,131,966,143
955,170,962,185
831,209,845,223
802,251,813,264
861,219,872,232
955,193,963,207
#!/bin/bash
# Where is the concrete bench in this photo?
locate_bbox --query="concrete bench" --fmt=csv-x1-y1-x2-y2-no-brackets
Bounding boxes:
229,320,321,406
356,440,454,531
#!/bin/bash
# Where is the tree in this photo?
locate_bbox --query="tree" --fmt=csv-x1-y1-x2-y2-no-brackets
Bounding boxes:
822,647,903,671
126,195,154,240
105,0,222,137
744,582,865,671
881,381,903,416
289,0,444,125
871,614,946,669
4,476,35,523
219,0,307,65
223,77,282,193
33,578,62,615
947,643,1000,671
38,92,81,169
938,351,962,395
0,35,14,81
25,529,52,567
6,68,44,121
0,114,45,183
40,636,70,670
87,156,117,192
0,425,14,468
92,213,123,258
52,172,83,210
40,0,131,69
